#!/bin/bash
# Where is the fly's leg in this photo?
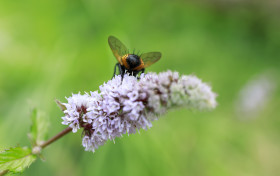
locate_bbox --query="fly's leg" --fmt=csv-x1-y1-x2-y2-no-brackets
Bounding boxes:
118,63,125,82
112,63,118,79
137,68,145,80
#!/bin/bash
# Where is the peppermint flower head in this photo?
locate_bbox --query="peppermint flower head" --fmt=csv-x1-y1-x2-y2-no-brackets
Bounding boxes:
61,71,217,152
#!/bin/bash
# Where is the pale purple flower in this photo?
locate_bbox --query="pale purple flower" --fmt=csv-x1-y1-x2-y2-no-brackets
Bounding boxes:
61,71,217,152
61,93,92,133
235,71,277,119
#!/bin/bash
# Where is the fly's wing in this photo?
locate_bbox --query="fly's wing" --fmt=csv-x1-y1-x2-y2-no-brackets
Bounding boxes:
141,52,161,68
108,36,128,64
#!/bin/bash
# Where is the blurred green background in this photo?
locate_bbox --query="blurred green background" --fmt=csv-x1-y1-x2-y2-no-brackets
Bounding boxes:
1,0,280,175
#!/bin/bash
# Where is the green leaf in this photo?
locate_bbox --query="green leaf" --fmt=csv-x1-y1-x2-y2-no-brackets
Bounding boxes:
29,109,49,146
55,99,66,111
0,147,37,174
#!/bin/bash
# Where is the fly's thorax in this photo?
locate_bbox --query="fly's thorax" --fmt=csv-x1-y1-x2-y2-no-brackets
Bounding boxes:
121,54,144,71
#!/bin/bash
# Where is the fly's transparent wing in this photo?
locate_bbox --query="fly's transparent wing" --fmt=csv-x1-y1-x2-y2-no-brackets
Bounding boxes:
141,52,161,68
108,36,128,64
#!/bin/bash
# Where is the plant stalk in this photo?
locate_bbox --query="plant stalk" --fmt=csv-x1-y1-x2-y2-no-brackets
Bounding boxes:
40,127,72,149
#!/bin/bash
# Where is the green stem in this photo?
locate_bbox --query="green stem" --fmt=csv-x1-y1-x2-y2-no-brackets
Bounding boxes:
39,127,72,149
